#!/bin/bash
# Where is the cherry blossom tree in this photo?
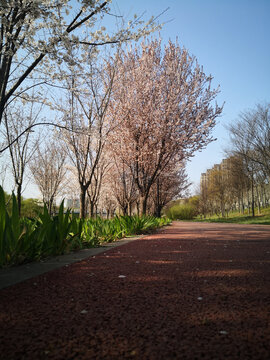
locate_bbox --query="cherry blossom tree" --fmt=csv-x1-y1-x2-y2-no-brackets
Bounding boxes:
107,38,223,214
0,0,162,126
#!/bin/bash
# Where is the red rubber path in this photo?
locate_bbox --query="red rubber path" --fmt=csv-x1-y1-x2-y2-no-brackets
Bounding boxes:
0,221,270,359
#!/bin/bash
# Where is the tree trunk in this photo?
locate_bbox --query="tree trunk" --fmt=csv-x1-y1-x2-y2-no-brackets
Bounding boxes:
221,201,225,217
121,204,128,216
251,174,255,217
128,202,132,216
256,186,261,215
241,190,244,214
17,183,22,217
155,178,161,217
89,200,95,218
262,187,266,208
247,188,250,215
48,198,54,216
139,195,148,216
80,187,87,219
155,204,162,218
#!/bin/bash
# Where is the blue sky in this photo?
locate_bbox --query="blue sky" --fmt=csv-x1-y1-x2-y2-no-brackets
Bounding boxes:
111,0,270,192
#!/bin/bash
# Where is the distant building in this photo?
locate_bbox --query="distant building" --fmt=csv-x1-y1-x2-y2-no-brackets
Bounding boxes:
200,158,232,191
200,172,207,189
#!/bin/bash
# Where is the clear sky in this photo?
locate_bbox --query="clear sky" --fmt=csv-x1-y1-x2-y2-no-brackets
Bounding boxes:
5,0,270,198
110,0,270,193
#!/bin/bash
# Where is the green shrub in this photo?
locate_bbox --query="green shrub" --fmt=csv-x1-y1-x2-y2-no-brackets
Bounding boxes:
167,204,197,220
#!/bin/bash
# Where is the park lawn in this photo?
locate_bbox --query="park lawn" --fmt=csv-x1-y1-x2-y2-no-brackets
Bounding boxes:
194,207,270,225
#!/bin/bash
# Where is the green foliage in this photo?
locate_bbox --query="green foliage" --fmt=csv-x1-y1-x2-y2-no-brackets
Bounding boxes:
3,190,43,217
36,202,72,256
165,197,198,220
167,204,197,220
115,215,157,236
1,190,12,214
0,186,170,267
188,195,200,208
20,198,43,218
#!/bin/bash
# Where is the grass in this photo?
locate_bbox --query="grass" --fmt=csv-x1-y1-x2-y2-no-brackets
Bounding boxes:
194,207,270,225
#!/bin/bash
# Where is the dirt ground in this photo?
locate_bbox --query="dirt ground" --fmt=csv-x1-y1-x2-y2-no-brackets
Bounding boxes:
0,221,269,359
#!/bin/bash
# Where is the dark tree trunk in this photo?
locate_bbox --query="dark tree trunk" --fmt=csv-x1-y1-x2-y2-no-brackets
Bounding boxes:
17,183,22,217
139,195,148,216
48,198,54,216
80,187,87,219
251,175,255,217
89,201,95,218
256,186,261,215
154,204,162,218
121,204,128,216
128,202,132,216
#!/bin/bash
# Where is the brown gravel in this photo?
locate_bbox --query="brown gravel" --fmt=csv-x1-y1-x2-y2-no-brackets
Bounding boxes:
0,221,270,360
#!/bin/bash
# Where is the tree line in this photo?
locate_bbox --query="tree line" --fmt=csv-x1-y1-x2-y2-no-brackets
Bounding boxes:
199,103,270,218
0,1,222,218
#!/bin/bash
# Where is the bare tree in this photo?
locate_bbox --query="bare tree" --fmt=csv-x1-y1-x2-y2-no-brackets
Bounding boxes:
207,166,231,217
228,103,270,177
227,155,249,214
98,187,117,219
30,140,67,215
2,102,40,215
0,159,8,189
108,159,138,216
87,158,109,217
61,58,116,218
227,103,270,216
198,154,270,218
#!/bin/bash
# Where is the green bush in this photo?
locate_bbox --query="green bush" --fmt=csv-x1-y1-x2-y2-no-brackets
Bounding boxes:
167,204,197,220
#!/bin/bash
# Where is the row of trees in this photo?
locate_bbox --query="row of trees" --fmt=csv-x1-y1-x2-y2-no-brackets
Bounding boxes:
199,103,270,217
0,1,222,218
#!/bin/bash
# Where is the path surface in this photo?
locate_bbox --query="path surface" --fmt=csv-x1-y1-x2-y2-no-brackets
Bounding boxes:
0,221,269,359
